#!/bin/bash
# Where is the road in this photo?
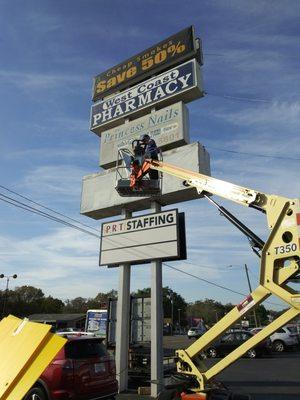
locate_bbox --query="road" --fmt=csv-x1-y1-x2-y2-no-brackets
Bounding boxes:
163,335,300,399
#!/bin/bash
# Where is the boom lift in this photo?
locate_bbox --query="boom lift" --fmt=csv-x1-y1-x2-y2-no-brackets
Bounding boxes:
125,157,300,399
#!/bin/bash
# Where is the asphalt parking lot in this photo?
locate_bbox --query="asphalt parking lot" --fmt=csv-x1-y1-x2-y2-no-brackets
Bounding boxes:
163,335,300,399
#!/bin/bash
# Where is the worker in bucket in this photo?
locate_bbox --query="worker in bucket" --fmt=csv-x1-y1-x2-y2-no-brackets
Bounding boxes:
131,139,145,166
140,134,159,179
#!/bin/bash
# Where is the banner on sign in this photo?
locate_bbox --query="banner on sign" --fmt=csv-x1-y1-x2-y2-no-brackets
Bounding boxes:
99,209,186,266
90,59,203,135
99,102,189,169
92,26,202,101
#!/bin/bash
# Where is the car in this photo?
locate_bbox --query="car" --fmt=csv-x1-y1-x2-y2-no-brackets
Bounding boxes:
187,326,206,339
207,330,271,358
24,335,118,400
251,325,299,352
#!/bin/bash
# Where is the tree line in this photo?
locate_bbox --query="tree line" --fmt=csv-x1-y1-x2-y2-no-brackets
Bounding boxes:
1,285,276,327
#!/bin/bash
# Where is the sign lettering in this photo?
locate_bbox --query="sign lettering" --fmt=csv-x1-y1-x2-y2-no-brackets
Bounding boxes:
92,26,202,101
90,59,203,135
99,102,189,169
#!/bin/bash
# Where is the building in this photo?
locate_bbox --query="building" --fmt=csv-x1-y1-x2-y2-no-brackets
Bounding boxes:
28,313,86,331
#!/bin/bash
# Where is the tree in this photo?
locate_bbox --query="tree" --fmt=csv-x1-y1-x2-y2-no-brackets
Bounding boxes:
64,297,89,313
9,286,45,316
94,289,118,307
255,304,269,326
187,298,231,327
40,296,64,313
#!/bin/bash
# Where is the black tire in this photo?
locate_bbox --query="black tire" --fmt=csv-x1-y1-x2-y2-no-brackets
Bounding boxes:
24,387,47,400
273,340,285,352
208,347,218,358
247,348,257,358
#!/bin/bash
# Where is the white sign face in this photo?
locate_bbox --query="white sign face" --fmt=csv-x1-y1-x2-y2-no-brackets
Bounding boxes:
90,59,203,135
100,209,180,266
99,102,189,169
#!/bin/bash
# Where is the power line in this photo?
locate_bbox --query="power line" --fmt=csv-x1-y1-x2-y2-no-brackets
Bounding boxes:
0,193,100,239
207,146,300,162
164,262,247,296
0,189,284,308
179,260,233,271
163,262,283,308
0,184,100,233
206,91,272,103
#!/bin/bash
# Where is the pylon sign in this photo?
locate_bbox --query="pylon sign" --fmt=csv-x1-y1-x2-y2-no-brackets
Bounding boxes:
83,25,210,218
90,59,203,135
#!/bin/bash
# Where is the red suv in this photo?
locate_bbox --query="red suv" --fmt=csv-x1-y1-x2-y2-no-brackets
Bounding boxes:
25,335,118,400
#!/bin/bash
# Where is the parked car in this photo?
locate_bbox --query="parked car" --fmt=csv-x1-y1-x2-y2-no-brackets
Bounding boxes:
251,325,299,352
24,335,118,400
207,330,271,358
187,326,206,339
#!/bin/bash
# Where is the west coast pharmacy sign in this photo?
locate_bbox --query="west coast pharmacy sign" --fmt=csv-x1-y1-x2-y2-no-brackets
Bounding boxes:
90,59,203,135
99,102,189,169
99,209,186,266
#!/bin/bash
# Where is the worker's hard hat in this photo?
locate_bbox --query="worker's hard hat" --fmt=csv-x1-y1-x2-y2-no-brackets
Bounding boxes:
140,134,150,142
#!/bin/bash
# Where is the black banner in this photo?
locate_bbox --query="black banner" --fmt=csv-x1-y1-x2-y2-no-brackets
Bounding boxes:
92,26,201,101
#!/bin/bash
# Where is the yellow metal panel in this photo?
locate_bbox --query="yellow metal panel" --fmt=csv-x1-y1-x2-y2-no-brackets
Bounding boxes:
0,315,67,400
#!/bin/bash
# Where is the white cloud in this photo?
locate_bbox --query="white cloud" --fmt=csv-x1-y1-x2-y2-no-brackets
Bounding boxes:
211,101,300,130
0,69,87,91
20,165,89,199
0,228,111,299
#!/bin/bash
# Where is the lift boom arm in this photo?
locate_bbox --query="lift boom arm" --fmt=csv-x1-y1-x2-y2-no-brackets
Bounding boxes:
141,159,300,393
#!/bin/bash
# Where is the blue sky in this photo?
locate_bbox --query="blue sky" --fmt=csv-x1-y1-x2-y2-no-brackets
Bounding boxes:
0,1,299,310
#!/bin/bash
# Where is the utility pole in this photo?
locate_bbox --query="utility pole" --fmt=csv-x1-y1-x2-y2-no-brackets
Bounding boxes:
244,264,258,327
171,292,174,335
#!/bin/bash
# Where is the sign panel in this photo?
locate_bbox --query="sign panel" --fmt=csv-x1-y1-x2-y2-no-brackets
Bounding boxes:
90,59,203,135
92,26,202,101
85,309,108,337
99,102,189,169
100,209,185,266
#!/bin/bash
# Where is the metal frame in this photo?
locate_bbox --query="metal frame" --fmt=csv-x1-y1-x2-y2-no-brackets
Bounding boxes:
146,160,300,393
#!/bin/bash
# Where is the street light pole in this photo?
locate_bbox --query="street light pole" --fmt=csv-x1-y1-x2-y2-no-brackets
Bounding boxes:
0,274,17,318
178,308,181,331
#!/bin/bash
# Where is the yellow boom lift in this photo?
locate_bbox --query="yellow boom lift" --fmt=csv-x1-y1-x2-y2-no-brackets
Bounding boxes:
123,157,300,399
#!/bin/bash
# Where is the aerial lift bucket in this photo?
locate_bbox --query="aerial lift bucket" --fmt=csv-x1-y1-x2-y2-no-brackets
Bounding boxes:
115,147,162,197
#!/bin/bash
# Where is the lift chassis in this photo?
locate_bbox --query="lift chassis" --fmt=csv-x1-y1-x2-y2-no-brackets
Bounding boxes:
129,159,300,397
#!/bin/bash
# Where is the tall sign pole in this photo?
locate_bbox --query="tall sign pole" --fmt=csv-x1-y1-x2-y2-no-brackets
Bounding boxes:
115,208,132,391
150,201,164,397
